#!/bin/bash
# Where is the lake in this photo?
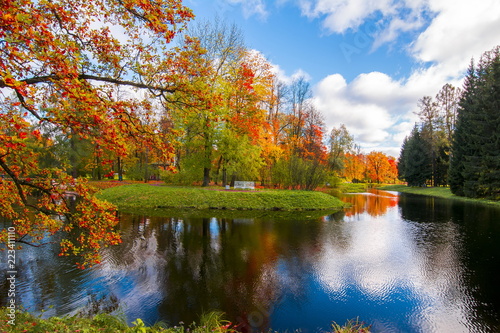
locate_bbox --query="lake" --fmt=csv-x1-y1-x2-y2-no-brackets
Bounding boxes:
2,189,500,332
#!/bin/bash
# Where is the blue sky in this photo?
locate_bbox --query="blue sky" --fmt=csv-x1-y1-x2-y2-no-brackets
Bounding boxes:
185,0,500,156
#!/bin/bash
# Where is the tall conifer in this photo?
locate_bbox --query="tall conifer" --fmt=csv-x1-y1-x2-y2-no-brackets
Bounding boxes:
399,126,432,186
450,46,500,198
449,61,477,196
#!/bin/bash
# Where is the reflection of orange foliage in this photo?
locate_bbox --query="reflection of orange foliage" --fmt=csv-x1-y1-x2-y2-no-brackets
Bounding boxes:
342,189,398,217
261,232,278,260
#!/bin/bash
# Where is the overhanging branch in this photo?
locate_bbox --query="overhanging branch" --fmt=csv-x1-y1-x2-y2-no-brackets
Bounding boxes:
1,74,176,93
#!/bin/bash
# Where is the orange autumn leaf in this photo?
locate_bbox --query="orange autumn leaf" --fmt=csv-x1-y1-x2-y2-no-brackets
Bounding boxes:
0,0,196,268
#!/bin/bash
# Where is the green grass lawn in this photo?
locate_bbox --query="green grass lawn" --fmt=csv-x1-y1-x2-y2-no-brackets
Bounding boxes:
379,185,500,207
319,182,383,197
97,184,346,211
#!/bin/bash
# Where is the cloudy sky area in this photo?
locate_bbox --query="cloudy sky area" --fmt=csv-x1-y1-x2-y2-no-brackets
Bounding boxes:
187,0,500,157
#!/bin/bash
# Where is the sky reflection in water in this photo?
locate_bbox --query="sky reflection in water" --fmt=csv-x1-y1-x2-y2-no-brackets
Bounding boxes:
3,190,500,333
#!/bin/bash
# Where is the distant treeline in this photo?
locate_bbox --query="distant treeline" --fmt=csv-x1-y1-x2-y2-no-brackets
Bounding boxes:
398,45,500,200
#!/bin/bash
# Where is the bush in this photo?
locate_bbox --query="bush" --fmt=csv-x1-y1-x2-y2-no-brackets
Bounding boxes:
126,163,161,181
272,155,328,190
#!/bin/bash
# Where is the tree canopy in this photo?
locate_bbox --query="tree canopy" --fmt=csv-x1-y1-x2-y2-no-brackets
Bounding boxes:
0,0,196,267
1,0,407,267
398,45,499,200
449,46,500,198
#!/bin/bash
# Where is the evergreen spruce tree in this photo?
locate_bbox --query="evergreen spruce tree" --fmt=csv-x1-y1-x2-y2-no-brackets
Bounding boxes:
435,143,451,186
397,137,408,181
449,62,476,196
450,46,500,199
475,48,500,198
400,126,432,186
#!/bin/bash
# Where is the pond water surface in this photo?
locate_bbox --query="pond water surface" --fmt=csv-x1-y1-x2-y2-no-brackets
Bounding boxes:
2,190,500,332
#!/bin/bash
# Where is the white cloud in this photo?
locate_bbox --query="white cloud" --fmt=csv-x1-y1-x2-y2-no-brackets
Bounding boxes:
291,68,313,82
270,63,312,85
412,0,500,68
305,0,500,156
313,66,461,157
313,71,427,155
299,0,428,36
224,0,268,19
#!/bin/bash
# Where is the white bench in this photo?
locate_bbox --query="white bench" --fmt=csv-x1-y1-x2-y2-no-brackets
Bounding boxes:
234,181,255,190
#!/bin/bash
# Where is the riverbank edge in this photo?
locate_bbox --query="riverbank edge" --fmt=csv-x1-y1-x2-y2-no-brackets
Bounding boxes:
378,185,500,207
96,184,347,211
0,308,370,333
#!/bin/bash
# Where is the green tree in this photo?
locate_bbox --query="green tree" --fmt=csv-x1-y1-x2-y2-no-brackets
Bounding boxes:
450,47,500,198
271,154,327,190
436,83,461,143
398,125,432,186
169,18,254,186
449,63,477,195
415,96,442,186
328,124,354,174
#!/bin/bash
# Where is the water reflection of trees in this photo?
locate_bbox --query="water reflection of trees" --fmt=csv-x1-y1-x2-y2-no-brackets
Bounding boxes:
399,194,500,329
341,189,398,217
0,235,120,318
101,197,500,332
9,196,500,332
98,214,330,331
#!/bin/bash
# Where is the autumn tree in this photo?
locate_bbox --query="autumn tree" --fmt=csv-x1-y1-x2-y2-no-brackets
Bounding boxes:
302,105,327,162
264,73,288,144
343,147,366,183
215,52,270,186
0,0,197,267
269,76,328,190
252,53,286,186
287,77,311,149
366,152,397,184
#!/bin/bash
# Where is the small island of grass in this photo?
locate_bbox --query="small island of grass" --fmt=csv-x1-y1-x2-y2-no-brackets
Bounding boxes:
97,184,346,212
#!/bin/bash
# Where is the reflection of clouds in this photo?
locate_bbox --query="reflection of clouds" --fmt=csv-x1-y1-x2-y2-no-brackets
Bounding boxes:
316,213,415,297
315,199,472,332
96,228,167,317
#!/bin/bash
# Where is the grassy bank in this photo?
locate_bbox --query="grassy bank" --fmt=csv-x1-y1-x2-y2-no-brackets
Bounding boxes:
0,309,370,333
97,184,346,211
0,310,229,333
379,185,500,207
319,182,384,197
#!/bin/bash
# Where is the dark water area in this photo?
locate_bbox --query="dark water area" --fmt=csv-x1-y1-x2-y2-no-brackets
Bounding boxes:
2,190,500,332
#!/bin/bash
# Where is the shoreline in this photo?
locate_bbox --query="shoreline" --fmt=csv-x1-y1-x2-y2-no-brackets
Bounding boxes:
96,184,347,212
378,185,500,207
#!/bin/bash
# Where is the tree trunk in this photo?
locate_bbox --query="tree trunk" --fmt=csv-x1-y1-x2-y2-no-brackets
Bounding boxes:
96,154,102,180
202,167,210,187
222,167,227,187
117,156,123,181
70,136,78,179
230,172,237,187
144,149,149,183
